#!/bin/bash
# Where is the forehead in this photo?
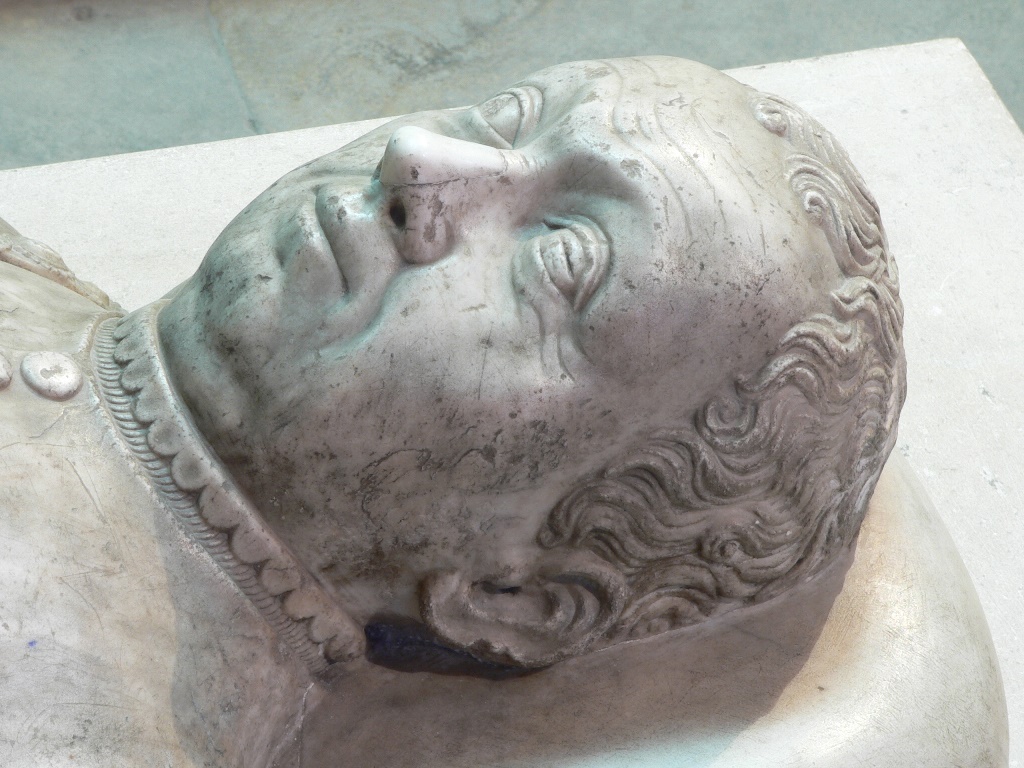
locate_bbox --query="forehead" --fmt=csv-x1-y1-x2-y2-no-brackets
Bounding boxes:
511,57,806,257
517,57,762,147
520,56,745,105
514,58,792,227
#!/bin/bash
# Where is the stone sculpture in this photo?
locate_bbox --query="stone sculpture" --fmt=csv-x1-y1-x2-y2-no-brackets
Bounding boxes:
0,56,1006,767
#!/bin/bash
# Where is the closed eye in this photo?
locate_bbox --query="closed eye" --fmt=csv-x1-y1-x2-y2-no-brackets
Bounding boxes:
537,216,609,311
478,85,543,147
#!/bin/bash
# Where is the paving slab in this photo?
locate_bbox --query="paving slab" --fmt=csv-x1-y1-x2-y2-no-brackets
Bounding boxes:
211,0,1023,131
0,0,255,170
2,0,1020,167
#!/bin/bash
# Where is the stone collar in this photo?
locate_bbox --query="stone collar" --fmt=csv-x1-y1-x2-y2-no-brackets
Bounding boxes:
92,302,363,679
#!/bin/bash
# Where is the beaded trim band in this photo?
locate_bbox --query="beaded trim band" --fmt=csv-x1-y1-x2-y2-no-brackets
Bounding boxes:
92,303,363,679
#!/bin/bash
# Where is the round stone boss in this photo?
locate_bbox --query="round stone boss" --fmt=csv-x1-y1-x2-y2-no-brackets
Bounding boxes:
20,351,83,400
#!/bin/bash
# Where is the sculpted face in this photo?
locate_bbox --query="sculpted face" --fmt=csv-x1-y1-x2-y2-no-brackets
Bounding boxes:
159,57,844,641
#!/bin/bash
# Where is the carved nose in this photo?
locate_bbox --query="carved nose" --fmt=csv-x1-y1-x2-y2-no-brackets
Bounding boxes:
378,126,510,186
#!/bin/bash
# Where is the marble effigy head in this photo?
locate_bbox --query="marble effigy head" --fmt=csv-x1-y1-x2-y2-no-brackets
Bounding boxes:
144,56,904,672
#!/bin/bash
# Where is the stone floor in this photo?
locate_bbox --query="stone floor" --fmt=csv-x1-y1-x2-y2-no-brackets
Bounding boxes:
0,0,1022,169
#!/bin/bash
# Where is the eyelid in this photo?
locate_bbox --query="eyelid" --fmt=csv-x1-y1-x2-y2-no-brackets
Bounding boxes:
478,85,544,148
541,215,610,311
509,85,543,145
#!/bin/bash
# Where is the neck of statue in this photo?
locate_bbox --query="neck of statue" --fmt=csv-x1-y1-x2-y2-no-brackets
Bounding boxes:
91,302,364,680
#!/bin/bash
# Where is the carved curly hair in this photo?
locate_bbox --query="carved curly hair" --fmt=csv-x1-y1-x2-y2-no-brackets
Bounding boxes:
538,92,906,641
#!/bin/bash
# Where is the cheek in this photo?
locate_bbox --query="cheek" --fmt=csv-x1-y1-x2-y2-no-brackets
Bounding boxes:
190,269,281,381
277,349,599,517
259,246,596,502
358,487,482,571
358,482,571,579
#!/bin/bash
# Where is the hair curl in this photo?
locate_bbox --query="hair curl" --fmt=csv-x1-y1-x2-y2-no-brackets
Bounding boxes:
538,93,906,641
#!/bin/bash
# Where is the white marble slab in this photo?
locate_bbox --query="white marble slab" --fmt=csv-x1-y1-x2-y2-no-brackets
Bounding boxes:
1,38,1020,764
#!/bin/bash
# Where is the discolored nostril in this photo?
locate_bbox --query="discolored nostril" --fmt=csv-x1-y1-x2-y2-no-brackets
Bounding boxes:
478,580,522,596
388,200,407,229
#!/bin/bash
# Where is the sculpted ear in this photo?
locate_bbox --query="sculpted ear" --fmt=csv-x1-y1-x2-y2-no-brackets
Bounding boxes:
420,550,628,668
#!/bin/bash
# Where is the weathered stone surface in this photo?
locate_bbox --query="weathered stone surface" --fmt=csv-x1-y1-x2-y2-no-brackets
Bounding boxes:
0,42,1015,765
272,455,1006,767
